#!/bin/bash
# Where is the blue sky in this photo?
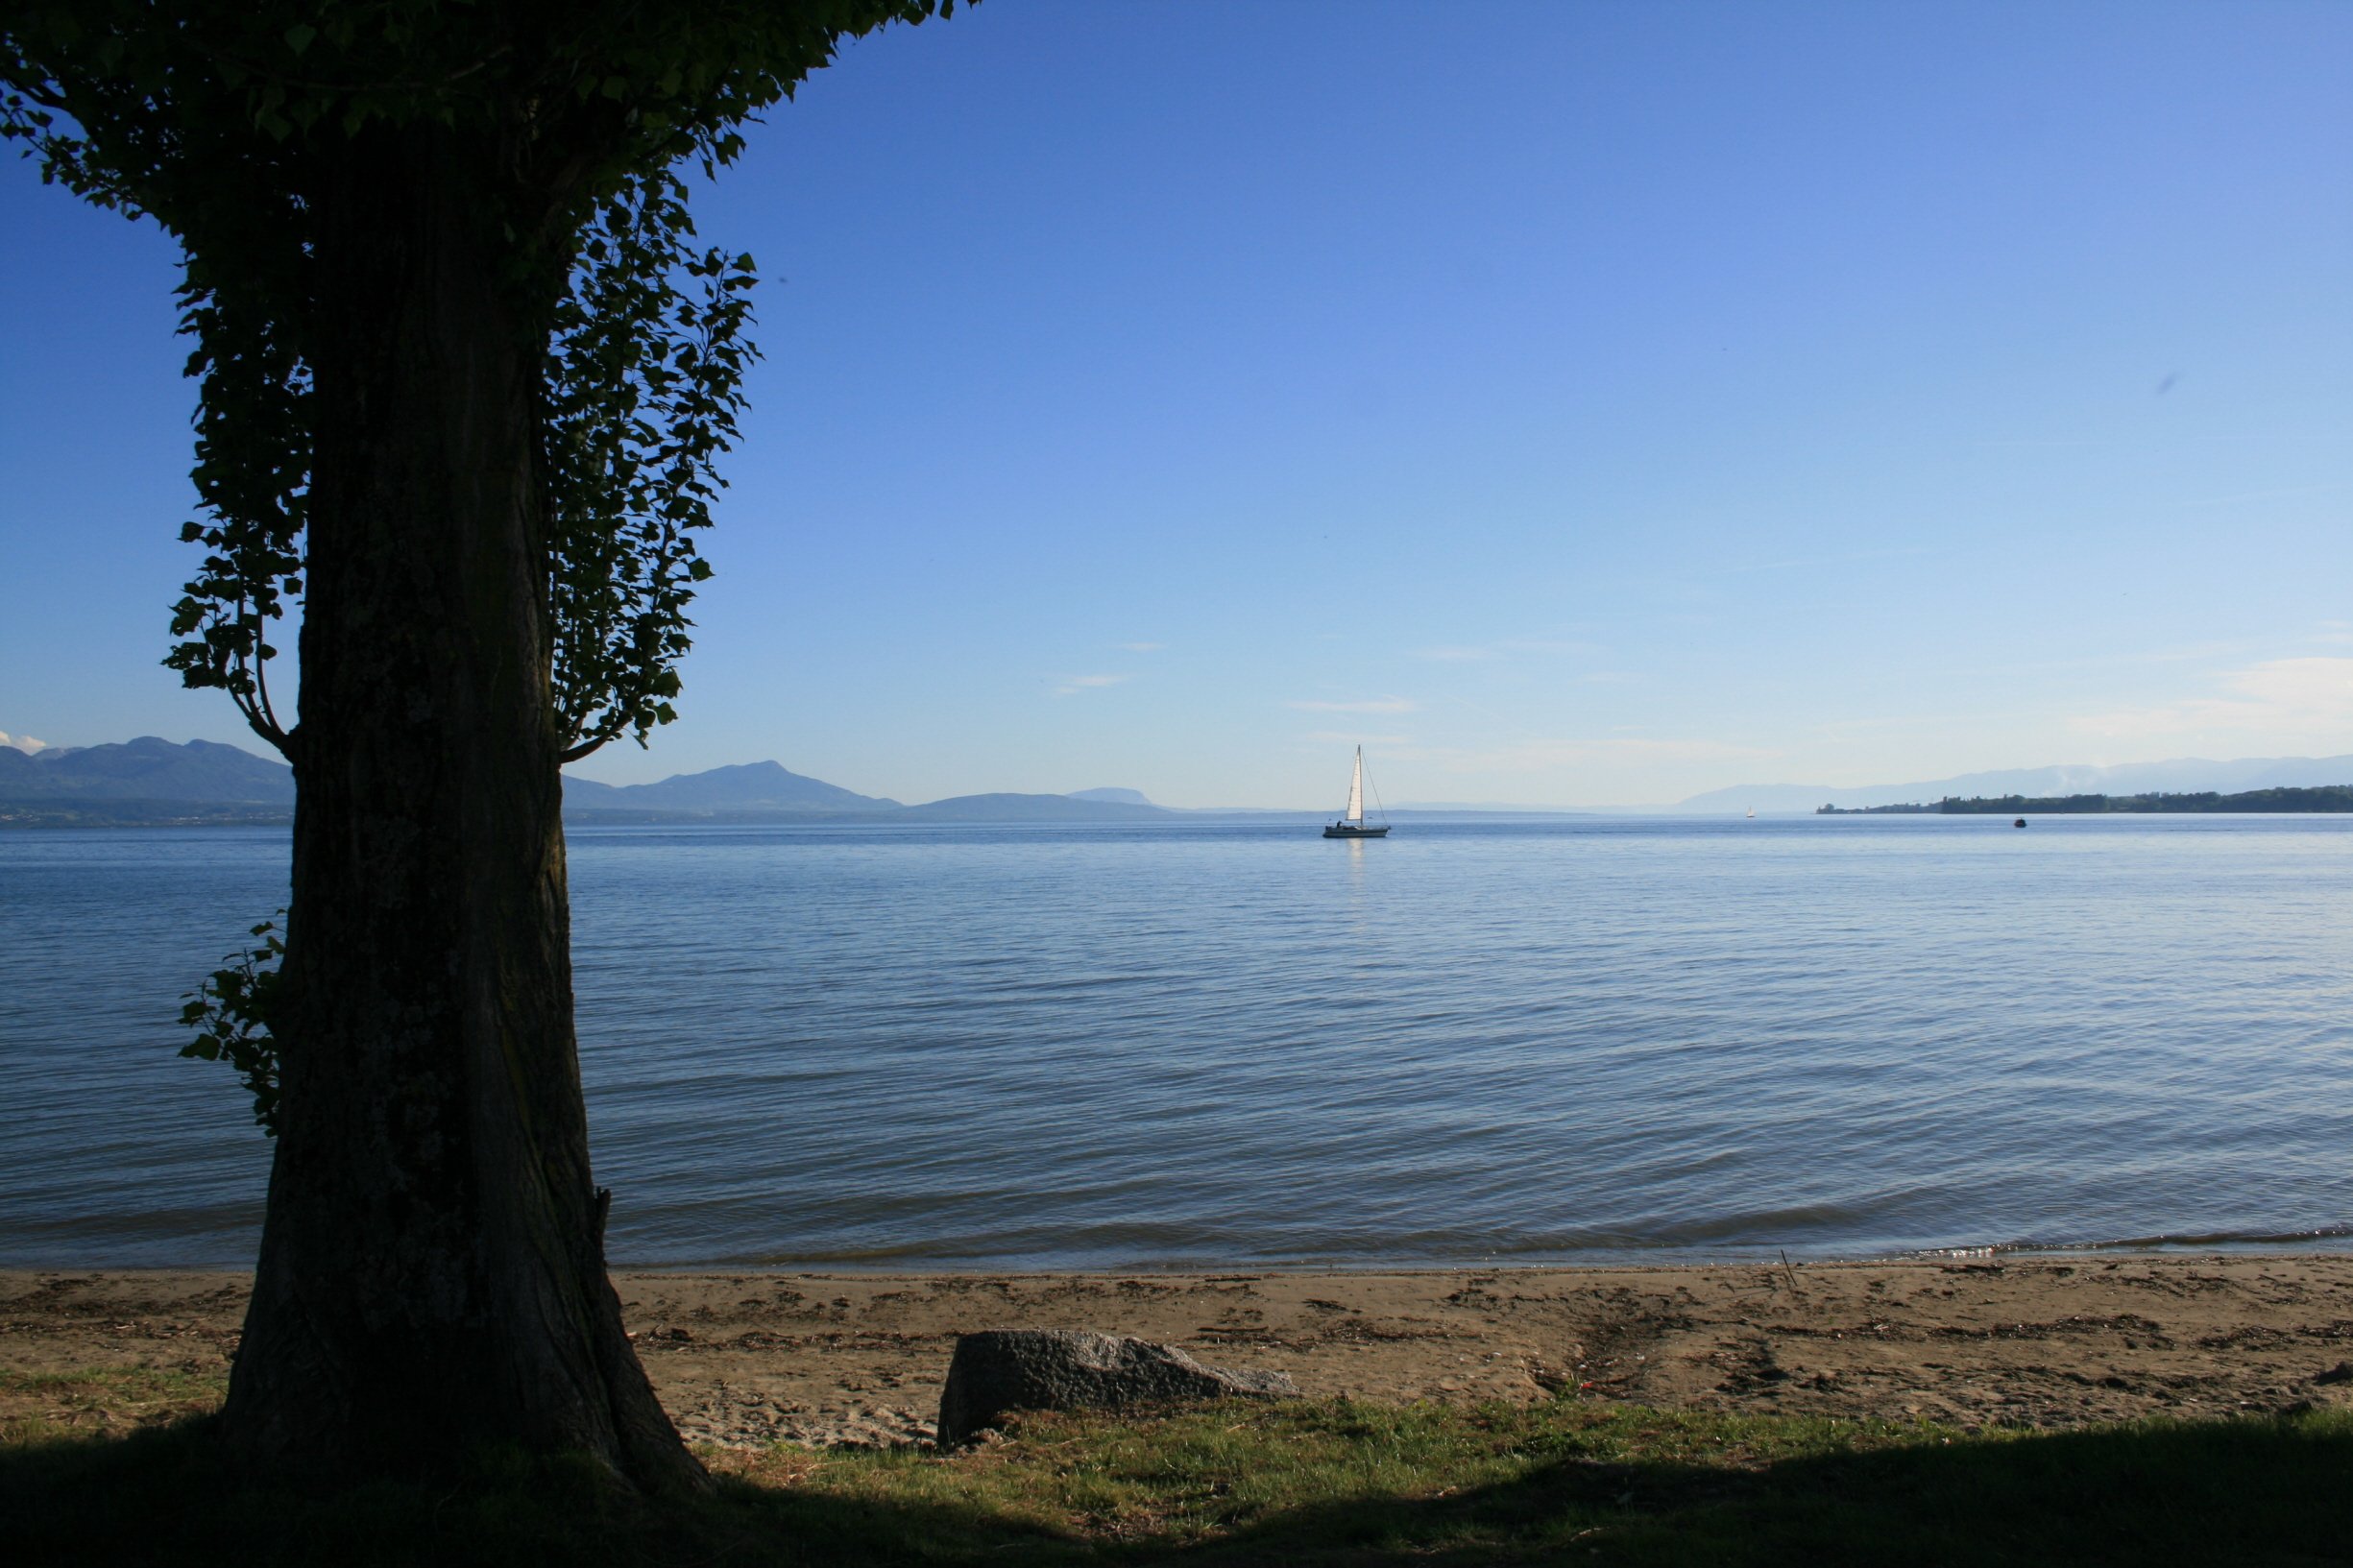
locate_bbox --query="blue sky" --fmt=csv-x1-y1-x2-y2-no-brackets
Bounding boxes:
3,0,2348,807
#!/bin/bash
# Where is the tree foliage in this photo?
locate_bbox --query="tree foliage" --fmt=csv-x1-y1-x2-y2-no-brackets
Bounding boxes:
2,3,885,761
546,164,756,760
4,0,952,759
151,157,761,761
178,914,286,1135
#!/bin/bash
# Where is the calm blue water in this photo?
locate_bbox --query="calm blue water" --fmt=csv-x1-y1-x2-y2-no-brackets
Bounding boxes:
2,816,2348,1270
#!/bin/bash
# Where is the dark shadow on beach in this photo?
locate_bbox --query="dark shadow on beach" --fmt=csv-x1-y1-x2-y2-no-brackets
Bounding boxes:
9,1406,2350,1566
1181,1412,2353,1565
10,1416,1073,1568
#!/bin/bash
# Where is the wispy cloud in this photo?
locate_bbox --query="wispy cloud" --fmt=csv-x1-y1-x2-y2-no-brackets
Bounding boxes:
1117,641,1166,653
1054,673,1130,696
0,730,46,754
1288,696,1419,714
2069,657,2353,745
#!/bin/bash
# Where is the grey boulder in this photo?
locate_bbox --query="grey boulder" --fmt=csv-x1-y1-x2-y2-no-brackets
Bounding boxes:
935,1328,1298,1447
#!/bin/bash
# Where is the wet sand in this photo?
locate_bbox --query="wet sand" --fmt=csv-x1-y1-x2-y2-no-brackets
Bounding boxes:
5,1255,2349,1448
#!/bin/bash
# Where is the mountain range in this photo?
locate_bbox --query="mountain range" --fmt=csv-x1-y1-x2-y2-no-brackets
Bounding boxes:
0,736,296,822
556,760,1172,821
0,737,1170,825
561,760,899,816
7,736,2350,824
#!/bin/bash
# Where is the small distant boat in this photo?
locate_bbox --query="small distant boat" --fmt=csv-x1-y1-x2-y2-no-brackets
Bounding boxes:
1746,808,1757,819
1322,746,1391,838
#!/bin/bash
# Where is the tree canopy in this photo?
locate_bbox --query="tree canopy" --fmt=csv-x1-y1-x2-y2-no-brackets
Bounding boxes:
6,0,948,760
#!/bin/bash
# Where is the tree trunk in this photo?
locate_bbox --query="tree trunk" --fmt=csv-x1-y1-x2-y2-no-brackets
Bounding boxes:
219,126,704,1494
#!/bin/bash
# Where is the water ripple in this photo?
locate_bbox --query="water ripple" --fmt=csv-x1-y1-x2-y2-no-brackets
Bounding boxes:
1,816,2348,1268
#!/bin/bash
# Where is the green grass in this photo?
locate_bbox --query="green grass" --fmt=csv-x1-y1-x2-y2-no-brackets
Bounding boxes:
0,1364,229,1445
8,1372,2349,1566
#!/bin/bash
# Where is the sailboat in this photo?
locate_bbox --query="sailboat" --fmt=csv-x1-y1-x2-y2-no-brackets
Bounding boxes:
1322,746,1391,838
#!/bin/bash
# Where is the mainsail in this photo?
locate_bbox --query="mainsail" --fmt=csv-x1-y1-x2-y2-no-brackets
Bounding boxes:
1322,745,1390,837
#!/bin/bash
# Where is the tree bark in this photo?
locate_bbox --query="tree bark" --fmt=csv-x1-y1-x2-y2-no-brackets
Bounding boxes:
220,126,703,1494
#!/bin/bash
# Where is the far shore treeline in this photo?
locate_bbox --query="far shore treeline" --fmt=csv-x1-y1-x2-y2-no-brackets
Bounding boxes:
1819,786,2353,815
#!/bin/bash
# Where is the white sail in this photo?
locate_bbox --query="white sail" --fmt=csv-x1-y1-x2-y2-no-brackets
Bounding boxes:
1346,747,1365,823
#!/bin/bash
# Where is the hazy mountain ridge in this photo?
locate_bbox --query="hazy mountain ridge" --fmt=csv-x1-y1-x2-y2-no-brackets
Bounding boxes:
562,762,1166,821
897,792,1169,822
1066,786,1153,806
0,736,294,805
563,760,898,815
13,738,2351,824
0,737,1165,824
1675,754,2353,814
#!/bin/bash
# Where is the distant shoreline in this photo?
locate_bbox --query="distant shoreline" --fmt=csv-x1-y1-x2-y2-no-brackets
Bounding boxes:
1819,784,2353,815
0,806,292,828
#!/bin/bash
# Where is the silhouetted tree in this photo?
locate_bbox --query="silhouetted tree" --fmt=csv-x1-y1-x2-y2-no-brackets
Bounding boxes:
3,0,953,1491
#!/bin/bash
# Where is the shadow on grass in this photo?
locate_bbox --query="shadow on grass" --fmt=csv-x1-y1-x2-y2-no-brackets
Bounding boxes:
1184,1411,2353,1565
9,1407,2350,1567
1195,1410,2353,1568
4,1416,1073,1568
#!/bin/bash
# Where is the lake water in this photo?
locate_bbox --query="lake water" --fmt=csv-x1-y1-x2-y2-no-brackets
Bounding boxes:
2,816,2348,1271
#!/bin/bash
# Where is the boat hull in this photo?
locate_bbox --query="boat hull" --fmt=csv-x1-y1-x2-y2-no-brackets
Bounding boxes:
1322,823,1390,838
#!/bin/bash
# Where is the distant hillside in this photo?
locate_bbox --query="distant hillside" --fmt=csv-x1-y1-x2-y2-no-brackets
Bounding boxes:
1677,754,2353,814
0,739,1178,826
563,760,896,817
898,792,1170,823
569,769,1172,823
1066,786,1153,806
0,736,293,822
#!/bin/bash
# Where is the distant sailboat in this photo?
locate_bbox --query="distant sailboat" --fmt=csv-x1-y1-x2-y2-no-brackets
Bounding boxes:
1322,746,1391,838
1746,808,1756,819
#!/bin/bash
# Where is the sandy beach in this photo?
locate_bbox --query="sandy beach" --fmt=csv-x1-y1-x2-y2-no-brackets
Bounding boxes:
6,1255,2349,1449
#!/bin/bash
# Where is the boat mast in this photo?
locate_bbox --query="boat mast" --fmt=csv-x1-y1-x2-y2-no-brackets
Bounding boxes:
1346,747,1365,824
